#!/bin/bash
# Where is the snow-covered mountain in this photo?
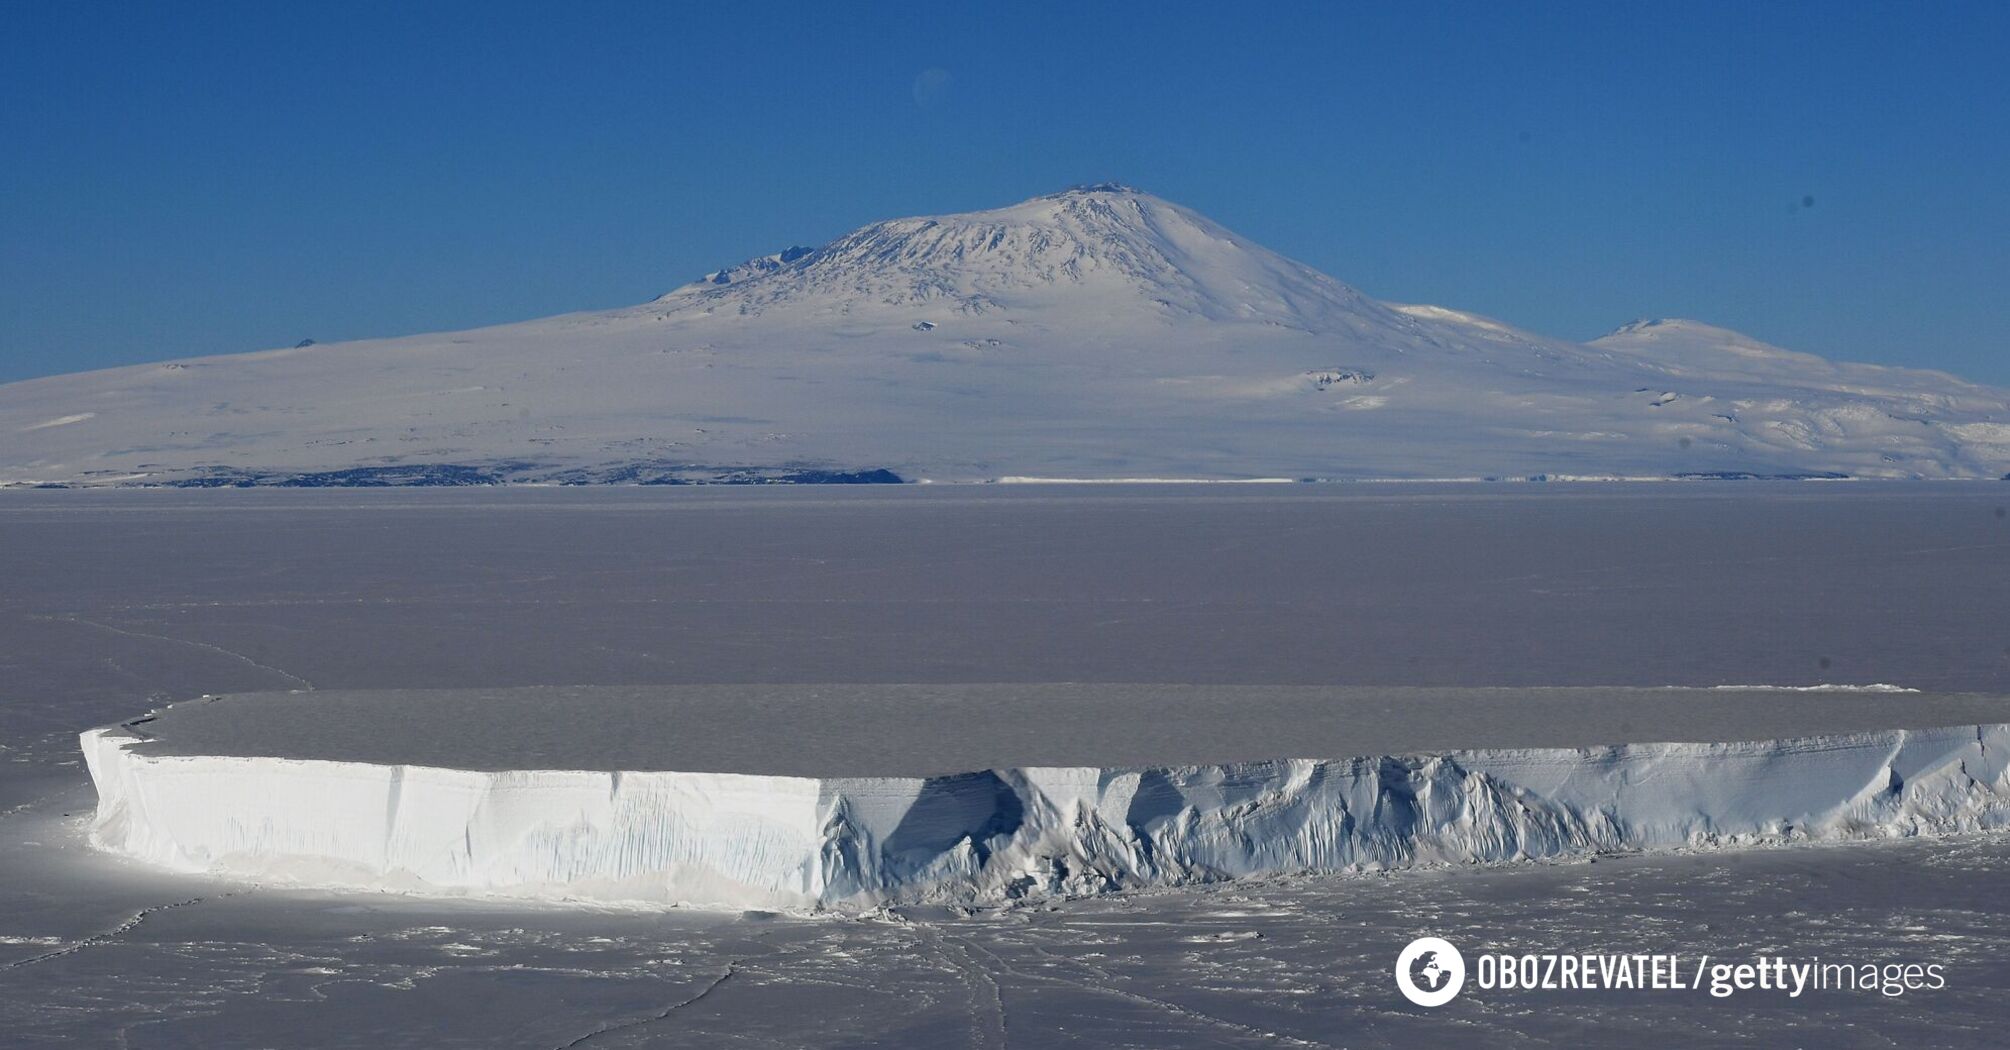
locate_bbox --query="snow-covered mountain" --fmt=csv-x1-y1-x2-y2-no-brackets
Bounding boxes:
5,184,2008,485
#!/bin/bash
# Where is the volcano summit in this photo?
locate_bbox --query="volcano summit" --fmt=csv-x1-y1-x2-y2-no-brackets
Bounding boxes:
5,185,2007,486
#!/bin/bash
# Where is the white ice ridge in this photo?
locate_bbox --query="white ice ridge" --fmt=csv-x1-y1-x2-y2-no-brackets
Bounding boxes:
1706,683,1921,693
81,722,2010,912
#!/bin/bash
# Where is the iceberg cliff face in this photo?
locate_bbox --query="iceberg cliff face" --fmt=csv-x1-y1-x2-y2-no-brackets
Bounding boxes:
81,723,2010,912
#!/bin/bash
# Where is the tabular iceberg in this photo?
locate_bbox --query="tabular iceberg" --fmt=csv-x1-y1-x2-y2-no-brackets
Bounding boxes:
81,719,2010,912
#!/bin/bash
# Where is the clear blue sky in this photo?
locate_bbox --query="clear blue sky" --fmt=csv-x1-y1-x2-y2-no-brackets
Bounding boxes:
5,1,2007,384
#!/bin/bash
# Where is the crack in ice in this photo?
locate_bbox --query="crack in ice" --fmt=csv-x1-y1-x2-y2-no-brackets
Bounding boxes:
37,615,315,690
549,963,741,1049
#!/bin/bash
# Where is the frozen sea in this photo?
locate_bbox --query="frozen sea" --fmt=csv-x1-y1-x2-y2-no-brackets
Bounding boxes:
5,483,2010,1046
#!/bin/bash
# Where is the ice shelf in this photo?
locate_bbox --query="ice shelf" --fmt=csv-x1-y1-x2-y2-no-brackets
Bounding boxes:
80,687,2010,911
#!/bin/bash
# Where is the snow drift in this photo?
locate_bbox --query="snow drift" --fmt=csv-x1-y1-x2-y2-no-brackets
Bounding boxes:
8,185,2010,486
81,720,2010,912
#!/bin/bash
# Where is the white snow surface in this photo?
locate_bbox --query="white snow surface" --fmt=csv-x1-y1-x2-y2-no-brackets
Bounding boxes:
82,712,2010,912
6,185,2010,485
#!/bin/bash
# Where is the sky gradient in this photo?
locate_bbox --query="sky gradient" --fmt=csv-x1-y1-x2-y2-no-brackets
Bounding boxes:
4,1,2007,384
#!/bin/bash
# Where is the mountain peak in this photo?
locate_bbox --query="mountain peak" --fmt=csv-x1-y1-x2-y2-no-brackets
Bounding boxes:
1043,182,1145,198
1592,317,1828,368
654,186,1371,326
1600,317,1743,341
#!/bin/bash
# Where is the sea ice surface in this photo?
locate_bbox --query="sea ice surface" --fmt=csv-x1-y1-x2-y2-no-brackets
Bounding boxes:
5,486,2010,1045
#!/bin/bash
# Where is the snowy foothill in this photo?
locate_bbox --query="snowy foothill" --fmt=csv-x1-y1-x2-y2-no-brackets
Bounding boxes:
80,686,2010,911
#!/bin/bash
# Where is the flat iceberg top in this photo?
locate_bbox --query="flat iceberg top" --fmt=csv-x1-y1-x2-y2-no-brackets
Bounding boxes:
114,685,2010,778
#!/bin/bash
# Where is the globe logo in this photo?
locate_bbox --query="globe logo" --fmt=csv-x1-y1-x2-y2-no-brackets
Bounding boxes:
1395,936,1466,1007
1412,952,1452,991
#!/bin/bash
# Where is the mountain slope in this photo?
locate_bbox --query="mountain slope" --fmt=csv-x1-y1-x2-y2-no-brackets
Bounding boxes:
4,185,2007,485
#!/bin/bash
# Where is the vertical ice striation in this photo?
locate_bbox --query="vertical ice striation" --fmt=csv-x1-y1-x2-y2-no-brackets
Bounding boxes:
81,723,2010,912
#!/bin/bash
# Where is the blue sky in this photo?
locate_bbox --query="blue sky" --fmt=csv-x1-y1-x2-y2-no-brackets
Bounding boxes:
4,1,2007,383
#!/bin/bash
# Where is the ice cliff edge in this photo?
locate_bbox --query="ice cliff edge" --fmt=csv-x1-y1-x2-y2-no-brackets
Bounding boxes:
81,721,2010,912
